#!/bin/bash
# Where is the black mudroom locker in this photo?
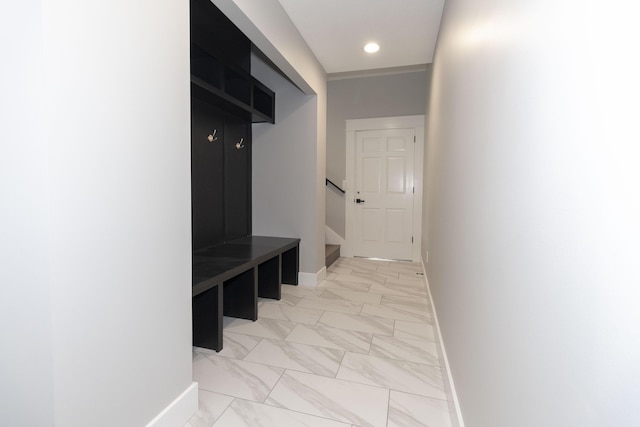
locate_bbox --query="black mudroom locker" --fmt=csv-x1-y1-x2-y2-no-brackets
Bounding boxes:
190,0,274,252
191,98,251,250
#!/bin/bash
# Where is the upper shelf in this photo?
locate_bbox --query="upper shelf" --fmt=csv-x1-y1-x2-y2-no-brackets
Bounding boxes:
191,43,275,124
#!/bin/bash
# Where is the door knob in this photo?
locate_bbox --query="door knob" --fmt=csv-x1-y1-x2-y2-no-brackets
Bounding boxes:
355,198,365,204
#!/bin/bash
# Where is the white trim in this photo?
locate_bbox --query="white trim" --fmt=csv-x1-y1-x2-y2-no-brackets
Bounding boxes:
325,226,345,246
298,266,326,287
145,382,198,427
327,64,428,81
421,259,465,427
344,115,425,262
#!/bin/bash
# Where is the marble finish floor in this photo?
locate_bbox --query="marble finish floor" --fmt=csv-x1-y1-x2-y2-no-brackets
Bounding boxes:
186,257,454,427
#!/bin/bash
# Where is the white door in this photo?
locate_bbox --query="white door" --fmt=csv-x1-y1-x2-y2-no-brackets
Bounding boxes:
354,128,415,260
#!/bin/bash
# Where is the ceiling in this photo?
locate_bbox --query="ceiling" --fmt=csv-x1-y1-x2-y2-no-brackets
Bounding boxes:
277,0,445,76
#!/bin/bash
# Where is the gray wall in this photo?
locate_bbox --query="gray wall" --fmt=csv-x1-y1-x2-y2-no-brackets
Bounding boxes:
425,0,640,426
251,54,323,276
219,0,327,278
1,1,193,425
327,71,428,236
421,67,434,271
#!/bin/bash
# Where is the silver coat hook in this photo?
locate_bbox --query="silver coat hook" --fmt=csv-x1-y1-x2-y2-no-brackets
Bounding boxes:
235,137,245,149
207,129,218,142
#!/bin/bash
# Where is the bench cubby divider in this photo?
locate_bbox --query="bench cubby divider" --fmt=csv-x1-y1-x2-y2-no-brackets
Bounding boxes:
192,236,300,352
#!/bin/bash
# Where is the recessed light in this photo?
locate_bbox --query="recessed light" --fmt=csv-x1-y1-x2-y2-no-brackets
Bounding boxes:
364,42,380,53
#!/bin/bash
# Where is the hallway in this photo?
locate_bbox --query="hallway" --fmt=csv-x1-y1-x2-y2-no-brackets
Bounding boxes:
187,257,453,427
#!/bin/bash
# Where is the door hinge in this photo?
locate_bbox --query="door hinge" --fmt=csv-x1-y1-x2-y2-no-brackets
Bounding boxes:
413,186,415,194
411,237,414,243
413,136,416,143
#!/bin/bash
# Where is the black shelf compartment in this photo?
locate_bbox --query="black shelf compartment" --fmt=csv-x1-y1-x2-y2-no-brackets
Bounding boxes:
224,66,251,106
191,76,252,123
191,42,275,124
253,80,275,122
191,44,221,89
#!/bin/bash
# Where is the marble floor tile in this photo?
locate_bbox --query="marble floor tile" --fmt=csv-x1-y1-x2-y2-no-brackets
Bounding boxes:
281,284,325,297
193,353,284,402
317,279,372,293
361,302,431,323
377,261,423,274
320,288,382,304
388,391,452,427
336,352,446,400
369,335,440,366
213,332,262,360
385,276,429,289
334,258,378,270
296,294,363,314
191,257,456,427
369,282,428,298
394,320,437,343
332,273,373,284
317,312,394,336
381,294,431,311
213,399,352,427
352,258,396,269
186,389,234,427
223,317,296,340
265,370,389,427
328,266,354,274
341,271,390,285
286,324,372,354
276,292,305,306
258,301,324,325
193,346,218,358
325,272,339,280
243,339,344,377
398,272,428,282
390,276,430,287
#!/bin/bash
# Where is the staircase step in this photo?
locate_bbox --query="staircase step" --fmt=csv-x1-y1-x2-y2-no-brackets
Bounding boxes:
325,244,340,267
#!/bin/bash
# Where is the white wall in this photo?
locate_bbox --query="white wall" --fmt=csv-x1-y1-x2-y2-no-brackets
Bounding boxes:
0,1,54,424
1,1,194,425
327,71,429,236
214,0,327,276
425,0,640,426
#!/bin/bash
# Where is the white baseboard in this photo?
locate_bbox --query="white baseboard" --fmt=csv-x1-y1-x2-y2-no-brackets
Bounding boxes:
325,226,345,246
145,382,198,427
420,259,465,427
298,266,326,287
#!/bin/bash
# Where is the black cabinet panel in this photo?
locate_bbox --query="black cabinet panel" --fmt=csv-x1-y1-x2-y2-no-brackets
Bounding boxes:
190,0,275,124
191,44,221,89
191,98,225,250
190,0,251,73
224,115,251,241
192,98,251,249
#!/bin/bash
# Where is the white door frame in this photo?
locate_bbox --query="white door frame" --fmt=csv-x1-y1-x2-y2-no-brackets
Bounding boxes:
343,115,425,262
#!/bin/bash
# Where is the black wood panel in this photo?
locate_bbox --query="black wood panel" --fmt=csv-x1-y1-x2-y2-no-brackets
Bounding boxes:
191,236,300,351
192,236,300,296
192,283,223,351
223,269,257,320
191,97,225,250
223,115,251,241
281,246,300,285
258,256,281,299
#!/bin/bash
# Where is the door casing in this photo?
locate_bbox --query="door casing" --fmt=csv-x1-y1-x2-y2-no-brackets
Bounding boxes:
344,115,425,262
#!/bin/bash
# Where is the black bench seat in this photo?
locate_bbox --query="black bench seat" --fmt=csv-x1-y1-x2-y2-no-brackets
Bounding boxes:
192,236,300,351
